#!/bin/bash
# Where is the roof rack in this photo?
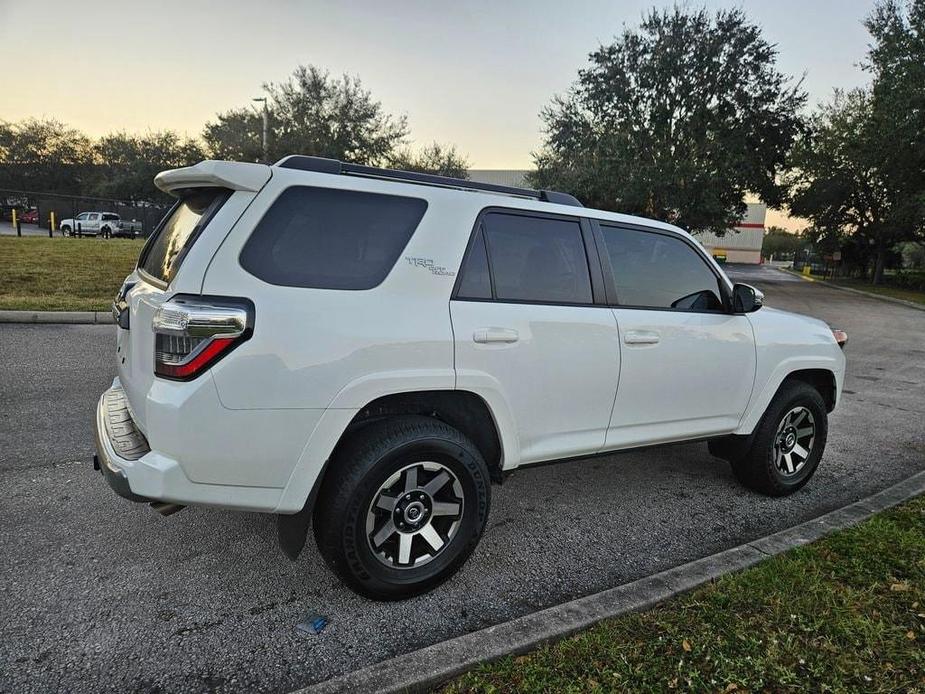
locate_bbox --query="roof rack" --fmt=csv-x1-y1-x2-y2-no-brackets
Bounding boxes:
274,155,583,207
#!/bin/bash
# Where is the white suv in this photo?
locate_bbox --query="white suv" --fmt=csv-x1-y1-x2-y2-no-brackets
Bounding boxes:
95,157,847,599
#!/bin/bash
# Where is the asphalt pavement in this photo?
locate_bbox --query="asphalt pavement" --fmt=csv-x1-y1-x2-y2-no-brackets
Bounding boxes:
1,266,923,693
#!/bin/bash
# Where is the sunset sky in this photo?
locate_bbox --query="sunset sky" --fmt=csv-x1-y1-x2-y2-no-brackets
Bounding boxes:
0,0,877,229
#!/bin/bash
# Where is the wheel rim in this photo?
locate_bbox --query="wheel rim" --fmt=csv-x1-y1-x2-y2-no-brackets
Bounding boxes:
773,406,815,476
365,461,464,569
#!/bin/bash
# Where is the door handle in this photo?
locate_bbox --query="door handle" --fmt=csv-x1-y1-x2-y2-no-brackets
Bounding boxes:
623,330,660,345
473,328,519,344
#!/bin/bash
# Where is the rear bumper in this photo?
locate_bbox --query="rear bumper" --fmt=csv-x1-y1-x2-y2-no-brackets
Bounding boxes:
94,383,152,503
93,378,292,512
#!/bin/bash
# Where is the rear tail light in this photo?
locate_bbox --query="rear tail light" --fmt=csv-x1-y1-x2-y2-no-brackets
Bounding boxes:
152,296,253,380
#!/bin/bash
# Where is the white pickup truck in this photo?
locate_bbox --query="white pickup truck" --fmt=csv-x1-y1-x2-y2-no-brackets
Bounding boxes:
60,212,140,237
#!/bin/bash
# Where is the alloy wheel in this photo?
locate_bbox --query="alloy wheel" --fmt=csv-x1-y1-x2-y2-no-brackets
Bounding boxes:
773,406,815,476
365,461,465,569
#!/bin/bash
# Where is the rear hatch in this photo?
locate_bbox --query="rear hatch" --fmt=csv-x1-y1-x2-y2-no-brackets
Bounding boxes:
117,189,230,433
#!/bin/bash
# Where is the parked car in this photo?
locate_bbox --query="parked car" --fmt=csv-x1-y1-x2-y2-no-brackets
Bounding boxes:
95,157,847,600
20,208,39,225
60,212,122,237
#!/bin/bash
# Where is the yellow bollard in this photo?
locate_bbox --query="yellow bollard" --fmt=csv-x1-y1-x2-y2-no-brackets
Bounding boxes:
802,265,811,277
49,211,56,238
11,208,19,236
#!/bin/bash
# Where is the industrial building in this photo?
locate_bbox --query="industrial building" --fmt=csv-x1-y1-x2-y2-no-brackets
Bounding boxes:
467,170,766,264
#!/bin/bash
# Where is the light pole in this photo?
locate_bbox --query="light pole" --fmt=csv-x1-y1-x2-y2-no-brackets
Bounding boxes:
252,97,268,163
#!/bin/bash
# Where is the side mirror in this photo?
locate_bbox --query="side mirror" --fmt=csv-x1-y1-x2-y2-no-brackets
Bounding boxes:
732,283,763,313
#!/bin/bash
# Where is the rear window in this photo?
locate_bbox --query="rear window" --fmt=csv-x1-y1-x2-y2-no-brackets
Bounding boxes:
138,189,228,284
239,186,427,290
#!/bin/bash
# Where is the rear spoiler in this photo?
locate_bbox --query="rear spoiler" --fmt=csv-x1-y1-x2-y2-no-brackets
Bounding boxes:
154,160,271,196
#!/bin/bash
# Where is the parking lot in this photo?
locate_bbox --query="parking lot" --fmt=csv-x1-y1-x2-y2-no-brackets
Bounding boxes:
1,266,923,693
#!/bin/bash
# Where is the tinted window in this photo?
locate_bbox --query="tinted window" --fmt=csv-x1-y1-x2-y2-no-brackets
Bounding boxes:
481,212,592,304
139,189,228,284
456,229,492,299
599,225,724,311
102,213,119,221
240,186,427,290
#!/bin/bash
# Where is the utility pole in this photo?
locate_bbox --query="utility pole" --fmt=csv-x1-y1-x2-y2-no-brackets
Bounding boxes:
252,97,268,163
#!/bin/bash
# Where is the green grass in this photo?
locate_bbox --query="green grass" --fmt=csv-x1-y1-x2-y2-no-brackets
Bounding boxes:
786,268,925,305
0,236,145,311
823,277,925,306
444,495,925,692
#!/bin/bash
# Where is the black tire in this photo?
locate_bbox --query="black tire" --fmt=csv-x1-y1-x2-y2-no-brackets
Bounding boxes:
313,415,491,600
731,381,828,496
61,225,71,236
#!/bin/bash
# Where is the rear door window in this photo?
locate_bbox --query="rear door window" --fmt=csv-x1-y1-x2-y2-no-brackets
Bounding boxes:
138,189,229,285
239,186,427,290
480,211,592,304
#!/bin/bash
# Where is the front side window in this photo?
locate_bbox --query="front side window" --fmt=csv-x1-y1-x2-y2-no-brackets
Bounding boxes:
480,212,592,304
240,186,427,290
76,213,89,220
599,225,724,311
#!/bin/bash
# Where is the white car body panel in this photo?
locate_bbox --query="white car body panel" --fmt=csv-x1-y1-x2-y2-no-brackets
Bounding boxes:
97,159,846,515
606,309,756,448
451,301,621,465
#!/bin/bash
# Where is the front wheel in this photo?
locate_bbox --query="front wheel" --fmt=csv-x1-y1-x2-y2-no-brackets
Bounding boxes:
61,225,70,236
313,416,491,600
731,381,828,496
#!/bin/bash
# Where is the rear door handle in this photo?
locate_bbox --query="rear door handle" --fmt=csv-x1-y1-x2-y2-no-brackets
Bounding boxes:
473,328,519,344
624,330,660,345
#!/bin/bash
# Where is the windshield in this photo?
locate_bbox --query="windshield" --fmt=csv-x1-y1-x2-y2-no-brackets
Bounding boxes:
138,189,228,284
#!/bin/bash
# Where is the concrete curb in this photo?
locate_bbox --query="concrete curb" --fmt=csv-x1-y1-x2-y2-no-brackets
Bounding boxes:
303,470,925,694
779,268,925,312
0,310,114,324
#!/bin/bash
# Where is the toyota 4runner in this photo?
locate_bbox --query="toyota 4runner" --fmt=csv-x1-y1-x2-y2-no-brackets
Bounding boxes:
95,157,847,599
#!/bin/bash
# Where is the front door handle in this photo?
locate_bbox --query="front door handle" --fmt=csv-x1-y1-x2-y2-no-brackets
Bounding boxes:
473,328,519,344
624,330,660,345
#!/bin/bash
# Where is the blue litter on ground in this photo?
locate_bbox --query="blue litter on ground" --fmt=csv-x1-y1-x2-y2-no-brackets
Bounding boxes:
296,614,329,635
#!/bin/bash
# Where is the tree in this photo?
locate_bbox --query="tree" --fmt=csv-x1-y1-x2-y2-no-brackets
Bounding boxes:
388,142,470,177
204,65,409,165
762,226,805,260
0,118,95,195
530,7,805,234
91,131,205,202
789,1,925,284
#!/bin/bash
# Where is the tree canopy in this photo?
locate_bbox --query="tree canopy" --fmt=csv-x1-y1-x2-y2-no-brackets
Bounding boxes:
204,65,409,165
531,7,806,234
788,0,925,283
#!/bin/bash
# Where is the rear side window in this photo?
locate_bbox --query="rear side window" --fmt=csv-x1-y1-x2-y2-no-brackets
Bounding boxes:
240,186,427,290
480,212,592,304
102,213,119,221
139,189,228,284
599,225,724,311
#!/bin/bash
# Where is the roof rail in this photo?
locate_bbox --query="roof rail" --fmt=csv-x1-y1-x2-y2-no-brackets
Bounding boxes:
274,155,583,207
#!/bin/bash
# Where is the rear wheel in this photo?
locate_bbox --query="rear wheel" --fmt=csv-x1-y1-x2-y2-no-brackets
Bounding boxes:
731,381,828,496
313,415,491,600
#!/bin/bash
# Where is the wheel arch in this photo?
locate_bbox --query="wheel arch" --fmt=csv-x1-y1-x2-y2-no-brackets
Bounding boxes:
736,361,840,436
782,368,837,412
277,389,506,560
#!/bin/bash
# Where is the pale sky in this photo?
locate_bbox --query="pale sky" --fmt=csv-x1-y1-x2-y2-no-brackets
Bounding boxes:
1,0,876,229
